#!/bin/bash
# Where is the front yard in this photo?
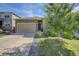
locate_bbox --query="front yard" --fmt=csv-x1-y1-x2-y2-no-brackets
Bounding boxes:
0,32,9,36
0,29,10,37
38,37,79,56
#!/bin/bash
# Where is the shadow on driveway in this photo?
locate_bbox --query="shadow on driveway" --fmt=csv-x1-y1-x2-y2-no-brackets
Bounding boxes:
12,32,35,38
1,43,32,56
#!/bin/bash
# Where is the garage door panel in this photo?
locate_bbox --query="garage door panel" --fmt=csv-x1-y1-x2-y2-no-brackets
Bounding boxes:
17,23,36,32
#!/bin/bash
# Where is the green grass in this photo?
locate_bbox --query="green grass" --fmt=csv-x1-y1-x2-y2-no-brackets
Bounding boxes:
0,31,10,37
64,39,79,55
38,37,79,56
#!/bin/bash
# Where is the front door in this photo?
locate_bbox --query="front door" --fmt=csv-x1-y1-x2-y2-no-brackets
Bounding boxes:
38,20,43,31
0,21,2,28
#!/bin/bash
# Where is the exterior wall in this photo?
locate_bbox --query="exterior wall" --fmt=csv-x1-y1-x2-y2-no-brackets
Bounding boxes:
43,19,45,32
0,14,5,18
0,13,20,31
0,13,12,30
12,14,20,30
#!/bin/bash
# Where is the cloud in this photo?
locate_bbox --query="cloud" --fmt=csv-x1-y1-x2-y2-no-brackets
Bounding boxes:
0,3,45,17
73,6,79,12
22,9,34,17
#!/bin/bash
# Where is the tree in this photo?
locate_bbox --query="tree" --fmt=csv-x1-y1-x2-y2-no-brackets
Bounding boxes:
72,12,79,32
44,3,79,39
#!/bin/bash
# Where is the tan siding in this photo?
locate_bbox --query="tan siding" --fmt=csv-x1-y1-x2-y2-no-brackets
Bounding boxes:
12,15,20,29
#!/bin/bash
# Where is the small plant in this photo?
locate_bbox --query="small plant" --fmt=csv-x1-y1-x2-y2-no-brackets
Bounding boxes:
34,32,42,38
0,29,11,35
63,33,73,39
73,36,79,40
0,29,3,34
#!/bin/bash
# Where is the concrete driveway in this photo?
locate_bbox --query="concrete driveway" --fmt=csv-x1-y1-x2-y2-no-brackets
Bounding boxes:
0,32,35,55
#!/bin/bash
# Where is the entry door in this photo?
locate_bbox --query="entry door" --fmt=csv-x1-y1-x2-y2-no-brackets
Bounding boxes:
17,23,36,32
0,21,2,28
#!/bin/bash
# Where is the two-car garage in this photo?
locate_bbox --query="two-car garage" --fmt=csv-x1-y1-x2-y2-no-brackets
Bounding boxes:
16,23,37,32
15,18,43,33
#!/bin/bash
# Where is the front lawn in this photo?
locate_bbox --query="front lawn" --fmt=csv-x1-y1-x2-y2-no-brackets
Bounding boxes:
38,37,79,56
0,30,10,37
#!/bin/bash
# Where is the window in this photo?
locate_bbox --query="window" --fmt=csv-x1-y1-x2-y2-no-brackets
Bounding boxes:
5,15,9,18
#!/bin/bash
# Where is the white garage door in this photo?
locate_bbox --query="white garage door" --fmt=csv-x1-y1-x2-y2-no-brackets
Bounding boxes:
16,23,37,32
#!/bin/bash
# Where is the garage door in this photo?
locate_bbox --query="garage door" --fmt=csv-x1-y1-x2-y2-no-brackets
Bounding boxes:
16,23,37,32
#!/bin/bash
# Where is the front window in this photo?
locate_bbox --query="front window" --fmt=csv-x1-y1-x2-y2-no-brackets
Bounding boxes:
5,15,9,18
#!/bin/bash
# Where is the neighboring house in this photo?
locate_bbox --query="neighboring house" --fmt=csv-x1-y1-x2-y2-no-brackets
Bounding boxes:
0,12,20,32
0,12,43,33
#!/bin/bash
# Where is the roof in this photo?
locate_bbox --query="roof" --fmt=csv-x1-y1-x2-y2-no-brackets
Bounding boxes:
0,12,21,18
15,17,44,20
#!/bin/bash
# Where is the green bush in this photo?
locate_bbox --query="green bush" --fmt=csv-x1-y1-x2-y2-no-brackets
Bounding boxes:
52,32,58,37
38,38,75,56
0,29,3,34
63,33,73,39
43,31,57,37
0,29,11,35
44,31,52,37
73,36,79,40
34,32,42,38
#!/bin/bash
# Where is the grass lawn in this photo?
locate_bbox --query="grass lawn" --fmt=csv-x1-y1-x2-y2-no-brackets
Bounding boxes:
64,39,79,55
0,31,10,37
38,37,79,56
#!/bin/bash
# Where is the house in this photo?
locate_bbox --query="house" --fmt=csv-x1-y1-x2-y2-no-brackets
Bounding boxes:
0,12,20,32
0,12,43,33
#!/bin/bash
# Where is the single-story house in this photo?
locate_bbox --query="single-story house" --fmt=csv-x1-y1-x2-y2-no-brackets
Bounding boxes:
0,12,43,33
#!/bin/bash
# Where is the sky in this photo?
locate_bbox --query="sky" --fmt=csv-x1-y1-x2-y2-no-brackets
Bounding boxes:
0,3,45,18
0,3,79,18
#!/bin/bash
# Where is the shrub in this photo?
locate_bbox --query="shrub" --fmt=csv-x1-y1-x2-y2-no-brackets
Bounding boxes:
63,33,73,39
0,29,3,34
34,32,42,38
73,36,79,40
0,29,11,35
38,38,75,56
43,31,57,37
52,32,58,37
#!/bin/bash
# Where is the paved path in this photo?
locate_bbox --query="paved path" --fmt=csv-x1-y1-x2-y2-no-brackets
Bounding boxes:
28,39,40,56
0,33,35,56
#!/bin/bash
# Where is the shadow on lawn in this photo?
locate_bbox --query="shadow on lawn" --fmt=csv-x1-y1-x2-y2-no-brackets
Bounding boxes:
38,39,75,56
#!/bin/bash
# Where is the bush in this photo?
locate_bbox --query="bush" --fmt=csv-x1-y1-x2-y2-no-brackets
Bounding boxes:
73,36,79,40
38,38,75,56
0,29,3,34
43,31,57,37
34,32,42,38
63,33,73,39
0,29,11,35
52,32,58,37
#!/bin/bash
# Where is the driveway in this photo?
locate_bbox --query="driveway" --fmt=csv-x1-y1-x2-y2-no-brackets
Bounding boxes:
0,32,35,55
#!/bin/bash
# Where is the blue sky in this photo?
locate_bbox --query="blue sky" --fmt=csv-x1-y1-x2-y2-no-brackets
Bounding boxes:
0,3,45,18
0,3,79,18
